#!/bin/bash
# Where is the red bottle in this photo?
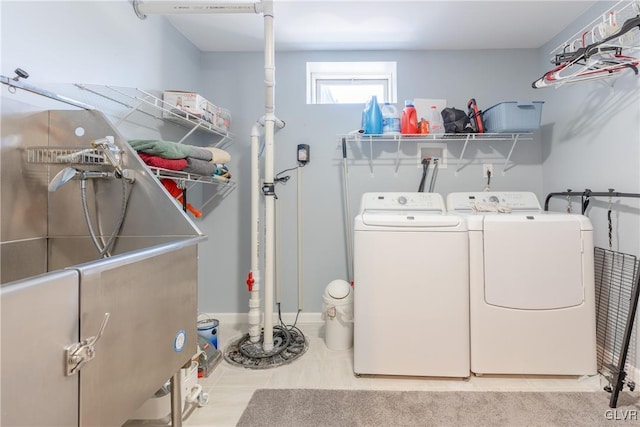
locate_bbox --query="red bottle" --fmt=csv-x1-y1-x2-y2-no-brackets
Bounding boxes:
401,100,418,134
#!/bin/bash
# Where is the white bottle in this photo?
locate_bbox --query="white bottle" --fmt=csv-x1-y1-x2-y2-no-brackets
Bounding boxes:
381,103,401,134
428,105,444,134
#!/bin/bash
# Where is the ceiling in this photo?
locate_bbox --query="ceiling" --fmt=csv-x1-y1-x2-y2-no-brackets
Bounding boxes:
163,0,599,52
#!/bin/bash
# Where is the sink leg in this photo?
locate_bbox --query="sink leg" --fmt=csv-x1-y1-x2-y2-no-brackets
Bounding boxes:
171,370,182,427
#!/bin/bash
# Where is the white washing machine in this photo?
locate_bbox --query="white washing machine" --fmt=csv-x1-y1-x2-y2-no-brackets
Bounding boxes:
353,192,470,378
446,191,597,376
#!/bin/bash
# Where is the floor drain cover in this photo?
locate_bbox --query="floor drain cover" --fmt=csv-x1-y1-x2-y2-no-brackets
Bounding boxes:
223,325,308,369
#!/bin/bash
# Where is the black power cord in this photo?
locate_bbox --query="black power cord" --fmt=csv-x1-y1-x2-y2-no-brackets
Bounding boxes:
275,166,298,184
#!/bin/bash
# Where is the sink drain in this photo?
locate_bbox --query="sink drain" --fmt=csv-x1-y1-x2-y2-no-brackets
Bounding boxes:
223,325,308,369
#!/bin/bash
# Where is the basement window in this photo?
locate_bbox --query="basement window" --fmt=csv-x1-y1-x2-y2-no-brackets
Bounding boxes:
306,61,397,105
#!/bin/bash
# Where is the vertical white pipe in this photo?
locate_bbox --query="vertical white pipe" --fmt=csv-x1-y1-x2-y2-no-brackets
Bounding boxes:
249,115,284,345
262,0,275,351
275,195,281,305
297,165,303,310
248,124,261,343
250,126,261,277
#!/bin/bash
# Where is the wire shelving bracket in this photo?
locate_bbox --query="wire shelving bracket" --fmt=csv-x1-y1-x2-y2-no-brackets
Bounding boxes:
344,133,532,177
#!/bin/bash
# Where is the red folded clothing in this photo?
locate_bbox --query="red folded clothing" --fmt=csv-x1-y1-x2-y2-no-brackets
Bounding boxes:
137,152,188,171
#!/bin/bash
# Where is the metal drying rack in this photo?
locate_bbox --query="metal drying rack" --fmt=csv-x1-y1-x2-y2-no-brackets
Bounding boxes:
26,146,108,166
545,189,640,408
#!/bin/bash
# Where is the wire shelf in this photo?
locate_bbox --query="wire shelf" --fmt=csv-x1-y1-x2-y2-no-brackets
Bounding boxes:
535,0,640,88
146,166,233,186
550,0,640,59
342,133,533,142
343,132,532,176
26,146,107,166
74,84,232,145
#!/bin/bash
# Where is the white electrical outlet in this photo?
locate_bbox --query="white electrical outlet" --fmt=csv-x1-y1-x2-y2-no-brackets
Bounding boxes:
482,163,493,177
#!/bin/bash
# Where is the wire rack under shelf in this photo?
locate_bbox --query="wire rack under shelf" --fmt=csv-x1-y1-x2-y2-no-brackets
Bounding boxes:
26,146,108,166
343,133,533,142
146,166,233,186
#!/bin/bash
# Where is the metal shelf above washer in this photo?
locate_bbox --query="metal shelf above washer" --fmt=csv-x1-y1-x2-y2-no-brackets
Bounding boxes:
342,132,533,175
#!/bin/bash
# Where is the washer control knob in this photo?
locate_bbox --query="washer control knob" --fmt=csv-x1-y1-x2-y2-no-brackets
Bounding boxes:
489,195,500,204
397,196,407,205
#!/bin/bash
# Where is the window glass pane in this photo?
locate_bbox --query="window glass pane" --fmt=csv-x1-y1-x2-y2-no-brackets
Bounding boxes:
306,61,396,104
317,81,386,104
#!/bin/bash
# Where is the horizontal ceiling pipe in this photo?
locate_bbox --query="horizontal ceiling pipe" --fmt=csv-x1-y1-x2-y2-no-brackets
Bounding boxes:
133,1,262,18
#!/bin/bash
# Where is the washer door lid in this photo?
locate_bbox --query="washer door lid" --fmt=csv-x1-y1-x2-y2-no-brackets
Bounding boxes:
483,216,585,309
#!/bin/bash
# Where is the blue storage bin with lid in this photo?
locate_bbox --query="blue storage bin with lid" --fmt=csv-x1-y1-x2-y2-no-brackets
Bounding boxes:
483,101,544,133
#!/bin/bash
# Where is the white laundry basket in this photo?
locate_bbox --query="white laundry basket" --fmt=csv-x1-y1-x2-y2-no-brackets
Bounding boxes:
322,279,354,350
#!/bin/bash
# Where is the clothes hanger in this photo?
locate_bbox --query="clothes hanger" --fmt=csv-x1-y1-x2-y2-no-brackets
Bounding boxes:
534,7,640,88
532,52,638,88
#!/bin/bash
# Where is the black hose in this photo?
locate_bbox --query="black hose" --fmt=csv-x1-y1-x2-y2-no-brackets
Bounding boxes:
418,158,430,192
428,159,439,192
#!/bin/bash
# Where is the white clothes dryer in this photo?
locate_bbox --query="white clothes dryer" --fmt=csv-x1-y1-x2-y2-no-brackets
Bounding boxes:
447,191,597,376
353,192,470,378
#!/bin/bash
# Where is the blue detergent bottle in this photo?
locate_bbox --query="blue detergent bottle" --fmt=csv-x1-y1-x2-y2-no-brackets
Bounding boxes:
361,95,383,134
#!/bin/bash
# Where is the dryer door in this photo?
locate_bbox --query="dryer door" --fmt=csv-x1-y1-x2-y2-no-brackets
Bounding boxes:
483,215,585,309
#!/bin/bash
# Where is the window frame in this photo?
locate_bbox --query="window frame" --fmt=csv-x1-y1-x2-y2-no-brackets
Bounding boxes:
306,61,397,105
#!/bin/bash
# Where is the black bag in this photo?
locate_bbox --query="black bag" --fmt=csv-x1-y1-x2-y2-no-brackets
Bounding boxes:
441,107,475,133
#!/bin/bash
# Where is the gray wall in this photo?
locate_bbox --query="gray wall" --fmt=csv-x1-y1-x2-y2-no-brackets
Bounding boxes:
539,1,640,258
538,1,640,374
0,1,201,89
198,49,545,314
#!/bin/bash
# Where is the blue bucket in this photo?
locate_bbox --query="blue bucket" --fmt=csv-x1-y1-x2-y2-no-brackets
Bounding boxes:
197,317,219,349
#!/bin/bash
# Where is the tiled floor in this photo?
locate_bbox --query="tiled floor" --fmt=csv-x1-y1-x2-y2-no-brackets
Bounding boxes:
127,320,605,427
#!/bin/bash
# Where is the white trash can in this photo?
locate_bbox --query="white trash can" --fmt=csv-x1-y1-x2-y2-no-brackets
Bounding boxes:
322,279,354,350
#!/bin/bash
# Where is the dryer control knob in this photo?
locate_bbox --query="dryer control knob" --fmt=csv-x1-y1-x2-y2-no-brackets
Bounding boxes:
398,196,407,205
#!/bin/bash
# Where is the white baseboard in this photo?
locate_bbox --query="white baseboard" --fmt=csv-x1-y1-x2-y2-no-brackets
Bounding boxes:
201,312,323,327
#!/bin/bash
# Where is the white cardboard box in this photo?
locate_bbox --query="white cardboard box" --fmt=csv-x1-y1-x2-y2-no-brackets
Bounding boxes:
163,90,208,120
163,90,230,132
413,98,447,134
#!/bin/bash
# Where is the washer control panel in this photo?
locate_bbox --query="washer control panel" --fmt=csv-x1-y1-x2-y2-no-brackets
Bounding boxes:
447,191,541,212
359,192,445,213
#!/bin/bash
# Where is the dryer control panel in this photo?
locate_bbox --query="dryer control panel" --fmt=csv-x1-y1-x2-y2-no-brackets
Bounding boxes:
359,192,446,213
447,191,541,212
